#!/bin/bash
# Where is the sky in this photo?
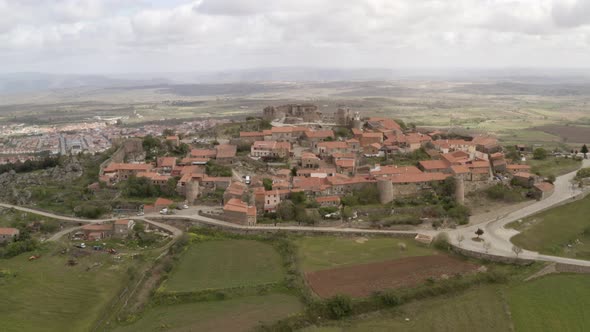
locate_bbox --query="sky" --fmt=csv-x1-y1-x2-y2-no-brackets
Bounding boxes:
1,0,590,74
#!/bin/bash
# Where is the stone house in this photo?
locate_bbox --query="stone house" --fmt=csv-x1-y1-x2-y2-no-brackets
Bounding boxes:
223,198,257,225
0,228,19,244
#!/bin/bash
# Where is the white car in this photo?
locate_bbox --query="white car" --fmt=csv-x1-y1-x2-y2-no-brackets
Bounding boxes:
160,208,168,215
182,204,189,209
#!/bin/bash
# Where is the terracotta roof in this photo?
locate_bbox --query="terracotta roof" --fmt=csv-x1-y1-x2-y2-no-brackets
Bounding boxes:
115,219,131,225
157,157,176,168
190,149,217,158
534,182,555,192
301,152,320,159
514,172,534,178
450,165,470,174
367,117,402,131
252,141,291,151
419,160,450,170
335,159,355,168
362,132,384,138
305,130,334,139
293,176,328,191
166,136,179,141
81,224,112,231
317,141,348,149
216,144,237,159
240,131,265,137
0,228,19,235
224,198,256,216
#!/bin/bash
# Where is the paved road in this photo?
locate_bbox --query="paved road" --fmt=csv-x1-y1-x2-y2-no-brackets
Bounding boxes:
2,159,589,266
0,203,183,242
448,159,590,266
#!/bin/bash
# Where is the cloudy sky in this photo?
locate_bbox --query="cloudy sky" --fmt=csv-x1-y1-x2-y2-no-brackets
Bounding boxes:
1,0,590,74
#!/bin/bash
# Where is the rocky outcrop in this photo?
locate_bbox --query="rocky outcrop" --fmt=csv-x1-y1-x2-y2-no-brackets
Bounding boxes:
0,158,84,205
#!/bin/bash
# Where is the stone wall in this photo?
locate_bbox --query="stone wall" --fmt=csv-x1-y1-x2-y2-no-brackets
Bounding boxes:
556,263,590,274
451,245,534,265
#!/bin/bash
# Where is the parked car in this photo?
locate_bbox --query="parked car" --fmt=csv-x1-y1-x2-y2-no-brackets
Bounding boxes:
75,243,86,249
160,208,168,215
137,211,144,216
182,204,189,209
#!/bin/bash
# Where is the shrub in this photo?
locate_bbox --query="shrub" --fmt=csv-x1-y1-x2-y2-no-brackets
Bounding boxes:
432,232,450,251
324,295,353,320
375,291,402,306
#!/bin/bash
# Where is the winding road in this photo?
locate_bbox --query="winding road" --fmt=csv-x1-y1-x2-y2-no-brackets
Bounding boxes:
1,159,589,266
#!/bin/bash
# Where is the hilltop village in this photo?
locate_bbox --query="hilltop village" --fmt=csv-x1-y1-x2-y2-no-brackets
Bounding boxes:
96,104,553,228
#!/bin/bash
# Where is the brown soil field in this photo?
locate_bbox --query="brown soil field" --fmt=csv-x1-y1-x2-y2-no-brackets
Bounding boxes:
305,255,479,298
536,125,590,143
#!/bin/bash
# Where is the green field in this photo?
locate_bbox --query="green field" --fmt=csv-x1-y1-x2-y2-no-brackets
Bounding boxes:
162,239,284,292
528,157,581,177
510,195,590,259
508,275,590,332
114,293,302,332
301,285,510,332
296,236,436,272
0,245,136,332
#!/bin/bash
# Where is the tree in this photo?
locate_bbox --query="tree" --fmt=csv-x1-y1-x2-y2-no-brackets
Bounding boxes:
277,201,296,221
290,191,307,205
475,228,484,239
512,245,523,257
262,178,273,191
341,206,353,220
290,166,298,177
162,128,175,137
582,144,589,157
533,148,548,160
546,174,556,184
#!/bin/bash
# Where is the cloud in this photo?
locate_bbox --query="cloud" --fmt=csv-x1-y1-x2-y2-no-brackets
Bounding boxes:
1,0,590,73
552,0,590,28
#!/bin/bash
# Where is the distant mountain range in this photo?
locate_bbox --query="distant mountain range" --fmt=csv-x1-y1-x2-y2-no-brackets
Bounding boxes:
3,67,590,95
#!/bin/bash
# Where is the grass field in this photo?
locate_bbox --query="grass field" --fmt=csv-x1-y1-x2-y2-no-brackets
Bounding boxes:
508,275,590,332
296,236,436,272
302,285,510,332
510,195,590,259
528,157,581,177
114,293,301,332
0,245,135,332
162,239,284,292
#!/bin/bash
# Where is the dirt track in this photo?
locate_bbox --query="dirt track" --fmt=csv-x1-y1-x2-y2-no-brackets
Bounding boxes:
305,255,479,298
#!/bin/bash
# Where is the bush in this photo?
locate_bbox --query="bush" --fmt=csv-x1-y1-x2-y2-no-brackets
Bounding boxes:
533,148,548,160
375,291,402,306
324,295,353,320
485,184,524,203
432,232,450,251
1,239,39,258
576,168,590,180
